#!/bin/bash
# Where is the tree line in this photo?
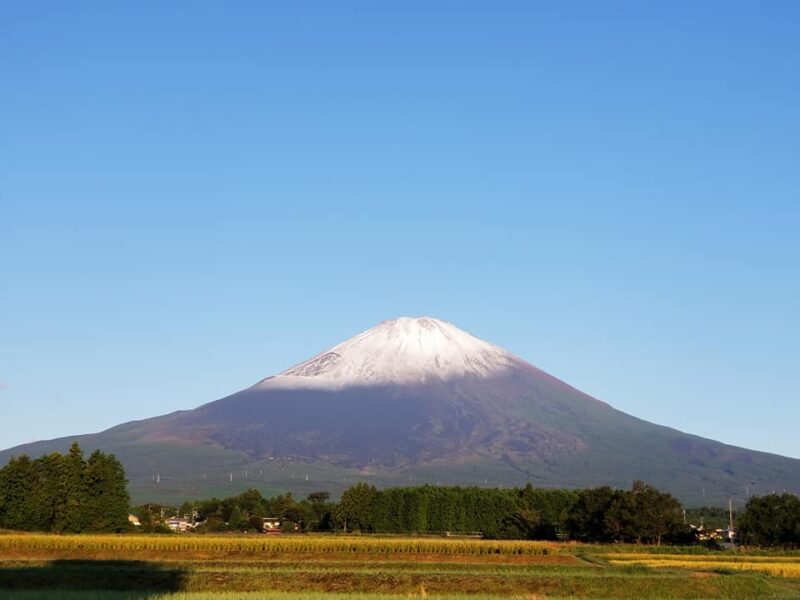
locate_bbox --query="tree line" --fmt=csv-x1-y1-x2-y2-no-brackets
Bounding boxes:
335,480,689,544
334,482,576,539
144,480,687,544
0,443,129,532
3,443,800,547
149,483,800,548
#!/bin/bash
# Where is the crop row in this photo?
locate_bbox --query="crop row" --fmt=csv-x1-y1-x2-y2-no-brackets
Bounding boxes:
0,534,563,555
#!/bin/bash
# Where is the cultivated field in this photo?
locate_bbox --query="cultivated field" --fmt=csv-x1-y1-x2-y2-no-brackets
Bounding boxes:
2,534,800,599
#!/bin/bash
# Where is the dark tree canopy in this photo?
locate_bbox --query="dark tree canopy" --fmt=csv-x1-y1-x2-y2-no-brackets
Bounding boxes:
566,485,623,543
566,481,684,545
327,483,579,539
738,493,800,547
0,442,130,533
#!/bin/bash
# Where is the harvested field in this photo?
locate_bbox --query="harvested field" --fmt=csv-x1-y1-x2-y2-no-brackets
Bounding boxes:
2,534,800,599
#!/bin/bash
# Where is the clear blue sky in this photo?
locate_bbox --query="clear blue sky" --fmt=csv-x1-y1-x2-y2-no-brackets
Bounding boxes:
2,1,799,458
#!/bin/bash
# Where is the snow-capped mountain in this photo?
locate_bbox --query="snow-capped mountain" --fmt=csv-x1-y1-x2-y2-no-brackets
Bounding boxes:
3,316,800,505
263,317,519,388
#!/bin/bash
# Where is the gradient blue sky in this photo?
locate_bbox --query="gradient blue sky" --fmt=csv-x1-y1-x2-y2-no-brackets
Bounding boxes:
2,1,799,458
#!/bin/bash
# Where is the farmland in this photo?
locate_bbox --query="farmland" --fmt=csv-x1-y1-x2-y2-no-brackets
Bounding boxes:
2,534,800,599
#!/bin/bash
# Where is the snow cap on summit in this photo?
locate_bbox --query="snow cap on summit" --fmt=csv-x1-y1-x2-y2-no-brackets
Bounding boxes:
264,316,519,388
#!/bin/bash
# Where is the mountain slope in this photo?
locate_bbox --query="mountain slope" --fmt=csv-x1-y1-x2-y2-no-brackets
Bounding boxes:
2,317,798,504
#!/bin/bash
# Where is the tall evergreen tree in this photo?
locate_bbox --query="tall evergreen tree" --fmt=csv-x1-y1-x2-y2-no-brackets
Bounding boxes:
0,455,35,530
56,442,90,532
335,482,377,532
28,453,64,531
0,445,128,533
84,450,130,532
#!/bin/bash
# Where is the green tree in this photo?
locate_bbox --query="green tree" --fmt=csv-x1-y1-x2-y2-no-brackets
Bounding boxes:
228,505,247,530
566,486,621,542
504,507,541,539
600,482,685,545
0,455,35,530
307,491,330,505
335,482,377,533
306,491,334,531
627,480,684,546
518,484,577,539
0,445,129,533
84,450,130,532
28,453,66,531
738,493,800,547
57,442,90,532
604,491,635,542
235,489,265,515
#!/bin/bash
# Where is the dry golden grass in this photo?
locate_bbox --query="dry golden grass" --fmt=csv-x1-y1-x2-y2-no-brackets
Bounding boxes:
609,553,800,578
0,533,564,556
610,552,800,563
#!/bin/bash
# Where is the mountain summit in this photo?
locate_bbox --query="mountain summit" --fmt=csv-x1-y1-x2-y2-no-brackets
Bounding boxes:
269,317,517,387
2,317,799,504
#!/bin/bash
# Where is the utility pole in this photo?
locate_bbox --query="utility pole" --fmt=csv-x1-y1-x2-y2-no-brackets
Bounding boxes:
729,498,735,537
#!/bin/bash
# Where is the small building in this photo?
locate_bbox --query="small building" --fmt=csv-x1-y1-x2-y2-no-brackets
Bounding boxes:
166,516,194,532
261,517,300,534
262,517,282,534
128,514,141,527
689,524,736,544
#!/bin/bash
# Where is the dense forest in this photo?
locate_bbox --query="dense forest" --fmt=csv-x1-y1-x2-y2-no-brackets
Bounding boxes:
336,482,576,539
0,443,129,532
138,481,688,544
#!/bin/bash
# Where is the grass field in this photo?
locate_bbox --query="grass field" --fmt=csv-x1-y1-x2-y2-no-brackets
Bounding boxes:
2,534,800,599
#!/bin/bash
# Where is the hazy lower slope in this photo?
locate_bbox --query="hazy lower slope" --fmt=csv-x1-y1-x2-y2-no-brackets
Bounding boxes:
2,317,798,504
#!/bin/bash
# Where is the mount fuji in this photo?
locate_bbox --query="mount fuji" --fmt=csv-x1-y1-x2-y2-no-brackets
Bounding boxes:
3,317,799,504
